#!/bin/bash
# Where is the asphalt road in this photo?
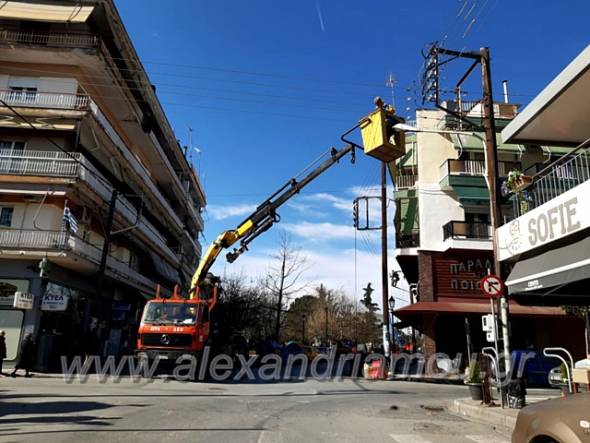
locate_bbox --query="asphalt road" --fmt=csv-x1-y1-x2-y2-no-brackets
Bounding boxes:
0,375,512,443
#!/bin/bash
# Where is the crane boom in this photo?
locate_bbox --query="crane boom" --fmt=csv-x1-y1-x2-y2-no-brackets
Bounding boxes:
189,143,357,293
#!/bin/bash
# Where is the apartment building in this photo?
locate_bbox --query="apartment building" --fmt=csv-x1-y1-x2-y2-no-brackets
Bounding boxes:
498,44,590,356
391,100,585,364
0,1,205,369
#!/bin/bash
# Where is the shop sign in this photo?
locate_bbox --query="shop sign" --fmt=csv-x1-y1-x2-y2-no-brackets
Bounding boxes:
13,292,34,310
0,279,30,306
497,180,589,260
432,251,493,297
41,293,69,311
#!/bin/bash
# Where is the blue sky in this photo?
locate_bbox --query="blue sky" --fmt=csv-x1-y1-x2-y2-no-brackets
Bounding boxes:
116,0,590,306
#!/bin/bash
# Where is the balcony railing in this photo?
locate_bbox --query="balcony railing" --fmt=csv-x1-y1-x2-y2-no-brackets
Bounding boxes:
0,229,68,249
440,159,520,179
0,150,181,264
396,230,420,248
0,90,90,110
443,220,492,240
512,150,590,217
0,29,99,48
0,149,81,176
0,228,157,290
395,174,418,190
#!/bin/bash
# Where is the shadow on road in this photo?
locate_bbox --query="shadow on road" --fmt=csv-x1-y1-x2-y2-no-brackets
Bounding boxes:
0,427,266,438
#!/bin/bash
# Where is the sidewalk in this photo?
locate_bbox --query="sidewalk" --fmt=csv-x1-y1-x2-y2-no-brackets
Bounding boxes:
451,391,561,430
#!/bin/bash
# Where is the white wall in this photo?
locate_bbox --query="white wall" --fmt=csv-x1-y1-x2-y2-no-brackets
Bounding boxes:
415,110,465,251
8,203,63,230
0,75,78,94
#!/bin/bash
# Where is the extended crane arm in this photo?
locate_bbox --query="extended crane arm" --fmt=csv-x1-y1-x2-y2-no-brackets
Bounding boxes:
190,142,358,293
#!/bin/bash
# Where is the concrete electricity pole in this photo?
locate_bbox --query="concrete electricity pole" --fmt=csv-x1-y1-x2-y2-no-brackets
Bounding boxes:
381,162,391,359
480,47,511,377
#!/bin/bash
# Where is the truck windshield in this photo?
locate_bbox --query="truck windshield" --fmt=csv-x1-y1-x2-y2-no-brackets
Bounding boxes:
142,303,197,325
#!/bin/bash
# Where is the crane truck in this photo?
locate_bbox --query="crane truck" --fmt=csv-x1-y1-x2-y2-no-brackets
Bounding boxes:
135,101,405,365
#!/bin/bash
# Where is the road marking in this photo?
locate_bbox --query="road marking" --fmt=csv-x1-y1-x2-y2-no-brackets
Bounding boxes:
466,435,510,443
390,434,432,443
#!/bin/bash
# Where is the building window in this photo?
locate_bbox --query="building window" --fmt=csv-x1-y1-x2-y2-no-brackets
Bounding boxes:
9,86,38,103
0,141,26,152
0,207,14,227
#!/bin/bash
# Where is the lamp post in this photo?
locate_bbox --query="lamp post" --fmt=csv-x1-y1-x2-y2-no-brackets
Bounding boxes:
388,295,396,351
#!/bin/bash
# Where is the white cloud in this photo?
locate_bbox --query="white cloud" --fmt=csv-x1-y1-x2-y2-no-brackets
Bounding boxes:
300,192,353,213
282,221,354,241
207,203,256,221
286,201,327,218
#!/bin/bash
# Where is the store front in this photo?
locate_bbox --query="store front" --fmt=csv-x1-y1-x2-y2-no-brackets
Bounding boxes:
0,278,29,360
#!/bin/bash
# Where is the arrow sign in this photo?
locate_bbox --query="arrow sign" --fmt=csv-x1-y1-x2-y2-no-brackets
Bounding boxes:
480,274,504,298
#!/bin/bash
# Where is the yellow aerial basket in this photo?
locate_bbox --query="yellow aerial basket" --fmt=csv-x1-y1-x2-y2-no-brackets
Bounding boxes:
360,104,406,163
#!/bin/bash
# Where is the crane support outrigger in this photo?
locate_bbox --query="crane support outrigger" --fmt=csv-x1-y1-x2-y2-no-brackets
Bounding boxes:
136,99,405,366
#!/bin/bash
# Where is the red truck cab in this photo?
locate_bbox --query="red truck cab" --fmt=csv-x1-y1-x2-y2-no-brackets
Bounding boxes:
136,285,217,362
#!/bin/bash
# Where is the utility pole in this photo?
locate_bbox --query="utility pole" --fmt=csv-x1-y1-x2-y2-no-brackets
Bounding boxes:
381,162,391,360
85,189,118,335
481,46,511,388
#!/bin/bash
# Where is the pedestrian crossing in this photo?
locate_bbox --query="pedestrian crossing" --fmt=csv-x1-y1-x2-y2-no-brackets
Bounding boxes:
389,434,510,443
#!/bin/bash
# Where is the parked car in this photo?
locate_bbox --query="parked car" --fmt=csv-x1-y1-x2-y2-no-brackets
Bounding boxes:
512,392,590,442
511,349,561,386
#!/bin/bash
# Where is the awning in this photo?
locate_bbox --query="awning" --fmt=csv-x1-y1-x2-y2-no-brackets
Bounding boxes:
502,44,590,146
451,133,523,154
540,145,577,156
394,300,565,317
505,235,590,294
0,2,95,23
148,251,180,284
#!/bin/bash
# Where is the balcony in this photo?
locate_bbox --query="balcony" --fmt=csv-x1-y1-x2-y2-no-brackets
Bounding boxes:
395,174,418,190
0,30,99,49
0,90,90,110
512,151,590,218
396,230,420,248
443,220,492,241
439,159,520,204
0,149,81,176
0,149,181,266
0,228,156,291
440,159,520,179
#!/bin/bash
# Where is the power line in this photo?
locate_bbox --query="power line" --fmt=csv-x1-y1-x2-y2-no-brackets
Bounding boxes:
2,65,376,108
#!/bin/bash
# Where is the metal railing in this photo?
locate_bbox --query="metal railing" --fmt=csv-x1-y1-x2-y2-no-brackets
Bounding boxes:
396,230,420,248
0,149,81,176
0,229,68,249
443,220,492,240
0,29,99,48
512,150,590,217
0,90,90,110
395,174,418,190
440,159,520,179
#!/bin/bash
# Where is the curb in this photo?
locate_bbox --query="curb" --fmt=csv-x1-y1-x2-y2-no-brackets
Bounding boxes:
451,398,518,430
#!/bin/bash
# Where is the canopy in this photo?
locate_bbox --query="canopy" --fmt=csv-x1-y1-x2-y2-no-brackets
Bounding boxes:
506,234,590,294
0,2,95,23
451,133,523,154
502,44,590,146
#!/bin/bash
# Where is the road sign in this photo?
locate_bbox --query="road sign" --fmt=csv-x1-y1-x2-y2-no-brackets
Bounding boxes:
480,274,504,298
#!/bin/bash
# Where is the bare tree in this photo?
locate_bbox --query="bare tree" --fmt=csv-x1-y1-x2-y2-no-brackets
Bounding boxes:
263,231,308,338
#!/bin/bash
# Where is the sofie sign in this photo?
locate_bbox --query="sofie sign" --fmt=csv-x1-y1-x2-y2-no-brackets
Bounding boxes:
497,180,587,260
